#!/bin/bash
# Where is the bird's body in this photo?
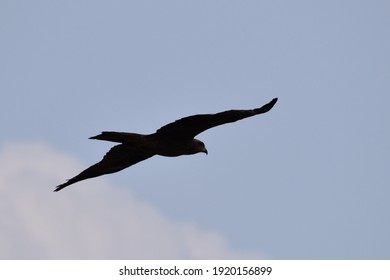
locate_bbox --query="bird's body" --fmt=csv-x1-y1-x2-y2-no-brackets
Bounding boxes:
91,132,206,157
54,98,277,192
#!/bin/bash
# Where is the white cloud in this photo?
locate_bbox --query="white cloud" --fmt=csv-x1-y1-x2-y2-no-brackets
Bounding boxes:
0,142,261,259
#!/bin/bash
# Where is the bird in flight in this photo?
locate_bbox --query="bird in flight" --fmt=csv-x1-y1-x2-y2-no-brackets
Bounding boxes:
54,98,278,192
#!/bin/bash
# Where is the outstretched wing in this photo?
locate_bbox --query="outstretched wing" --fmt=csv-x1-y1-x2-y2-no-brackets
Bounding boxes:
54,144,155,192
156,98,278,139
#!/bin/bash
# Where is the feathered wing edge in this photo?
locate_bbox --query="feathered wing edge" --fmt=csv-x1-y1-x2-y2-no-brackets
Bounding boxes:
54,144,155,192
156,98,278,139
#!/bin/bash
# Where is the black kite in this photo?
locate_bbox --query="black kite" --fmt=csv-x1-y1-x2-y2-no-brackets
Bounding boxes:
54,98,277,191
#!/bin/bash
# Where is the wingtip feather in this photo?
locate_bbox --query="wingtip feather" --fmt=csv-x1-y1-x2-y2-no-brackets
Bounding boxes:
53,180,71,192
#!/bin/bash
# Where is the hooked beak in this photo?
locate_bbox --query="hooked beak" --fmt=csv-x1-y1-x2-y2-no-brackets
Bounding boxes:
203,148,208,155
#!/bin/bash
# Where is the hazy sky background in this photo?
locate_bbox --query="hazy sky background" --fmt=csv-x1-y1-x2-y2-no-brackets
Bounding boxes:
1,0,389,259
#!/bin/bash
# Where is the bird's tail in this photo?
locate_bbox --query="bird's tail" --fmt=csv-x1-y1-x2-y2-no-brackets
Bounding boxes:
89,131,145,144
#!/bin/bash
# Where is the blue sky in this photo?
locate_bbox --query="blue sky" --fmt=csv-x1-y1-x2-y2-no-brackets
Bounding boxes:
1,0,389,259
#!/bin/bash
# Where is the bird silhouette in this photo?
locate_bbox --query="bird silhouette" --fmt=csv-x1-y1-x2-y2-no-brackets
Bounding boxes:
54,98,278,191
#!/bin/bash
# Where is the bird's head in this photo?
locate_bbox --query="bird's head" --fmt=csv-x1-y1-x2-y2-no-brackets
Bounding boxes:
192,139,208,155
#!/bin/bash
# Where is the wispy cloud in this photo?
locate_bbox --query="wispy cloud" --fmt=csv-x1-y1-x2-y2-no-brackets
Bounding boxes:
0,142,261,259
